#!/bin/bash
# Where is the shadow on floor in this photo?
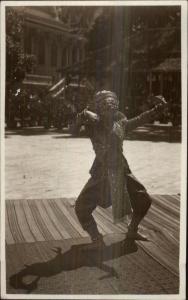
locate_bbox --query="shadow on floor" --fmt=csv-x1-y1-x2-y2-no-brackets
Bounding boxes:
52,125,181,142
9,239,137,293
126,125,181,143
5,127,68,137
5,125,181,142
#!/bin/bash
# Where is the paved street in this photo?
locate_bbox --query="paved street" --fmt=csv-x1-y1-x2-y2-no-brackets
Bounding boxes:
5,126,181,200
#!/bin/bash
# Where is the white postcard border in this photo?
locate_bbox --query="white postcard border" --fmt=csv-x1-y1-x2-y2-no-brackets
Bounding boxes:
1,1,187,299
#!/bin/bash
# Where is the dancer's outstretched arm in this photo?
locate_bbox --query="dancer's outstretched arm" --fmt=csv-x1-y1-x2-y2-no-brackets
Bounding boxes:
120,95,167,133
76,108,99,127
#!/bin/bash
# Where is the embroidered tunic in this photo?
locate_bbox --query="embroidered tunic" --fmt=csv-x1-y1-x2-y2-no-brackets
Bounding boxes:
77,104,163,223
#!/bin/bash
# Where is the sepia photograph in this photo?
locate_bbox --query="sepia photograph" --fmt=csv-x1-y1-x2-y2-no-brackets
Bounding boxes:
1,1,187,299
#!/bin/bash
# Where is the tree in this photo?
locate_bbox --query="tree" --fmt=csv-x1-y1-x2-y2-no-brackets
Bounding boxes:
86,6,180,113
6,7,36,127
6,7,36,85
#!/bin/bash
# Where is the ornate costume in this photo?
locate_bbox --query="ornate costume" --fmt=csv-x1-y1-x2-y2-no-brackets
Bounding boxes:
75,91,166,242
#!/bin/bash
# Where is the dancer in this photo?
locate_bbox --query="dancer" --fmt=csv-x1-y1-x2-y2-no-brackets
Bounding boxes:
75,91,167,247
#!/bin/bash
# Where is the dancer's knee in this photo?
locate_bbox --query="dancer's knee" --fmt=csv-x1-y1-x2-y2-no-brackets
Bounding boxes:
132,191,152,216
75,198,83,220
141,191,152,214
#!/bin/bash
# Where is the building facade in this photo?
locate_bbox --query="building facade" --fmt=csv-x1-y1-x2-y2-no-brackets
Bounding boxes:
20,6,87,87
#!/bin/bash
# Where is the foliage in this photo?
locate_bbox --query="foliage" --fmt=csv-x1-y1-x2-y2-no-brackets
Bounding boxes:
6,7,36,127
6,7,36,87
87,6,181,55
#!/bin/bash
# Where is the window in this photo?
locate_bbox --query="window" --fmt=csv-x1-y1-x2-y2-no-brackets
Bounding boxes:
38,36,45,65
51,43,57,67
72,47,77,64
80,47,85,62
61,48,67,67
67,47,72,65
25,32,32,54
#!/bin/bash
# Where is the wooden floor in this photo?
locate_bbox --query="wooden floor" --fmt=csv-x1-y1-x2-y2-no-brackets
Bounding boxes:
6,194,180,276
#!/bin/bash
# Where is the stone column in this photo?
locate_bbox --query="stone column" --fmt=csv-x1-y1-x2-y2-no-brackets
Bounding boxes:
57,34,62,70
44,32,50,73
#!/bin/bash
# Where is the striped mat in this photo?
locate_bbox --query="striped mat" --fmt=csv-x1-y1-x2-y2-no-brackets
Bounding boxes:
6,195,180,276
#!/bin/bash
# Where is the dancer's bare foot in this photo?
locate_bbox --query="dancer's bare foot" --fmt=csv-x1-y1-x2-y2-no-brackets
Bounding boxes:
82,234,104,250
